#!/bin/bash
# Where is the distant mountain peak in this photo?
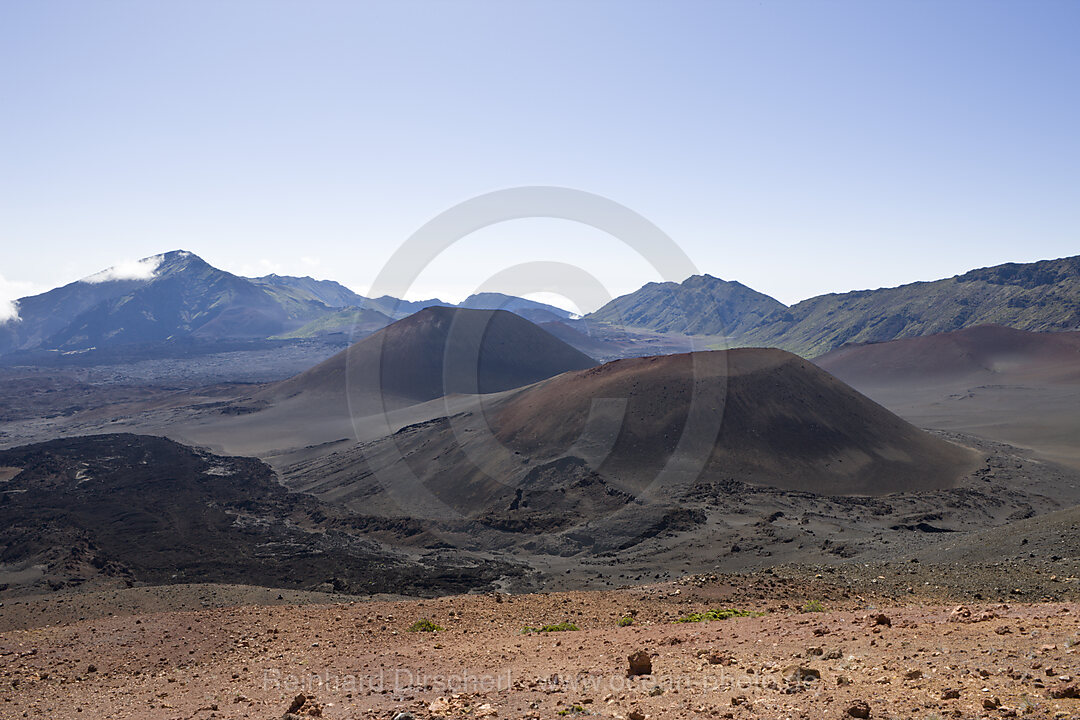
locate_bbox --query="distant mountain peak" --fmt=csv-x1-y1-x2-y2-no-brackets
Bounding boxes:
155,249,211,274
586,273,787,336
77,250,204,286
80,253,166,285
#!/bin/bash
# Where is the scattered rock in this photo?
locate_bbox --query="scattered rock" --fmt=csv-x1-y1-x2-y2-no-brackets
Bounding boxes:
903,669,922,680
942,688,961,700
628,650,652,677
284,693,323,718
702,651,732,666
286,694,307,714
846,699,871,718
628,711,646,720
1049,683,1080,699
944,604,998,623
947,606,972,623
870,613,891,627
784,665,821,684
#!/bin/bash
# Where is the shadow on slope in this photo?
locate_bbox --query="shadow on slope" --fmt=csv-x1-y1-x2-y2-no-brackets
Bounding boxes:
258,306,598,410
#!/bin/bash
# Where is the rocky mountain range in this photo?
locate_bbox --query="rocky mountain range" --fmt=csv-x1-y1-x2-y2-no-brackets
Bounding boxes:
586,255,1080,356
0,251,573,358
3,250,1080,362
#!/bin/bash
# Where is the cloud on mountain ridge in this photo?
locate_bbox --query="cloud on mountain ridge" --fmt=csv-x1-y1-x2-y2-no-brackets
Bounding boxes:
0,271,43,324
81,255,164,284
0,298,18,324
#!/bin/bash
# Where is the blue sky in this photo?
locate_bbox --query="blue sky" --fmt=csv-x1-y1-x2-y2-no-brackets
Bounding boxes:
1,0,1078,314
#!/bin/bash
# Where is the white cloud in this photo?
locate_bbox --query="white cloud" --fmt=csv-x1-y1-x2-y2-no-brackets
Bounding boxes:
301,256,321,268
0,272,45,324
0,298,17,324
81,254,164,284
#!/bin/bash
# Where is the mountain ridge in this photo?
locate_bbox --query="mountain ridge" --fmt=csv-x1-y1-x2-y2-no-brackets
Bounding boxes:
6,250,1080,360
739,255,1080,356
0,251,586,356
585,273,787,336
6,251,335,353
586,255,1080,356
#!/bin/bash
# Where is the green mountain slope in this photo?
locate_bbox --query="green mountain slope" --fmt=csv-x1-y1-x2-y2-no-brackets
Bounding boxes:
251,274,367,308
740,255,1080,356
274,307,395,339
585,274,787,336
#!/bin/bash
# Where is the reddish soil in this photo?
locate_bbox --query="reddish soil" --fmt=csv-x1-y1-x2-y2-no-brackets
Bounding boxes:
3,578,1078,720
495,349,976,496
815,325,1080,386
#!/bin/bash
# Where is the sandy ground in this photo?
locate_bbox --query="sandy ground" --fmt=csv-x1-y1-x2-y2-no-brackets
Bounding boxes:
852,381,1080,473
3,577,1079,720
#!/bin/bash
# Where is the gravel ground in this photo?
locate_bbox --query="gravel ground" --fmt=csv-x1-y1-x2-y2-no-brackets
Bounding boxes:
2,575,1078,720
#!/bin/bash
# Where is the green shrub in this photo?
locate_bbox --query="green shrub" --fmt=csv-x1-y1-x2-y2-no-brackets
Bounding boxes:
557,705,587,716
800,600,826,613
675,608,762,623
406,618,444,632
617,616,634,627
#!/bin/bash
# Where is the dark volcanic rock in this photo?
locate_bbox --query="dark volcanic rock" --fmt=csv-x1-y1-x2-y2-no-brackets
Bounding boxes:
627,650,652,677
0,434,525,597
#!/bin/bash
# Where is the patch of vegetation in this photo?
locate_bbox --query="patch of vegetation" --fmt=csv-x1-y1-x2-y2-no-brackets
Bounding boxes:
800,600,826,613
406,618,444,633
675,608,762,623
557,705,587,716
523,621,580,633
617,616,634,627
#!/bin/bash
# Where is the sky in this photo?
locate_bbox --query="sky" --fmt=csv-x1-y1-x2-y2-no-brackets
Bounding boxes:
1,0,1078,317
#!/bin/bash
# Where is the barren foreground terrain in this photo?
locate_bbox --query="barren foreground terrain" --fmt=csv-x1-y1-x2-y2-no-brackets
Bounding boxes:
4,573,1079,720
